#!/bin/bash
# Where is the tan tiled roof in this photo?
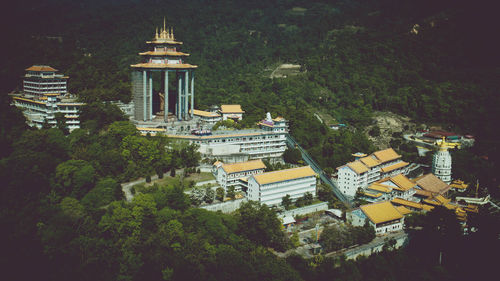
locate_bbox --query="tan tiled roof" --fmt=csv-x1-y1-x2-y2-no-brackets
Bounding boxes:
373,148,401,163
221,160,266,174
360,201,403,224
390,174,416,191
26,65,57,72
139,51,189,56
346,161,369,174
367,183,392,193
363,191,383,198
415,173,450,194
273,116,285,122
414,189,433,198
253,166,316,185
380,161,409,173
395,206,412,215
130,63,197,69
191,109,220,118
391,198,434,211
360,156,380,168
220,104,244,113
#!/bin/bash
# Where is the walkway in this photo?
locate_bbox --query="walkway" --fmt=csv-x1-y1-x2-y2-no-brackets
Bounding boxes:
286,134,352,206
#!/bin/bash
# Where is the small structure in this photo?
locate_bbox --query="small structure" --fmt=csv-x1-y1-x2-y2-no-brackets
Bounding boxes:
247,166,317,206
450,180,468,192
220,104,244,121
12,65,83,131
432,137,452,184
348,201,404,235
190,109,221,125
363,174,417,202
213,159,266,192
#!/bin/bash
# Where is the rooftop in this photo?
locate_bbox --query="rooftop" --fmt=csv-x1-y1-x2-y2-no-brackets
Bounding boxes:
388,174,416,191
373,148,401,163
191,109,221,118
220,104,244,113
415,173,450,194
359,201,404,224
253,166,316,185
360,156,380,168
346,161,369,174
391,197,434,211
380,161,409,173
221,159,266,174
26,65,58,72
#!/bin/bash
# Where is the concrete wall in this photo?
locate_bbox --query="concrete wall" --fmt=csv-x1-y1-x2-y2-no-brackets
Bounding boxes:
200,198,248,213
278,202,329,218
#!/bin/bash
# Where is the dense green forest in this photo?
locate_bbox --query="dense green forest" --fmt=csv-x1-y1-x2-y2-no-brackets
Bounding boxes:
1,0,499,280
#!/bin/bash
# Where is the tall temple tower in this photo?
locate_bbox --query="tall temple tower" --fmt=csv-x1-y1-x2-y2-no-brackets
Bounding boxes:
432,137,452,184
131,18,197,123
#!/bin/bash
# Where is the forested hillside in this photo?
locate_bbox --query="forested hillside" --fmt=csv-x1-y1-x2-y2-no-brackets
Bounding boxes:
1,1,499,280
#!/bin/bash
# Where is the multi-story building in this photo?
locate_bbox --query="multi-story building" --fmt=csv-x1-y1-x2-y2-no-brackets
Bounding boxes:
336,148,410,197
220,104,244,121
138,113,289,161
348,201,405,235
12,65,83,131
212,159,266,191
432,137,452,184
247,166,317,206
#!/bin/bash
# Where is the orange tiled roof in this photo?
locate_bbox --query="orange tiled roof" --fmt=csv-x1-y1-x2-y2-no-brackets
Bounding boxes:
253,166,316,185
360,201,403,224
360,156,380,168
26,65,57,72
139,51,189,56
373,148,401,163
346,161,369,174
390,174,416,191
130,63,197,69
416,173,450,194
220,104,244,113
380,161,409,173
221,160,266,174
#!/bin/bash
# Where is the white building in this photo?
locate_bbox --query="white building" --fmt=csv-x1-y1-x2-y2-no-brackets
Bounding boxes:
220,104,244,121
247,166,317,206
12,65,83,131
348,201,405,235
213,159,266,191
337,148,410,197
432,137,452,184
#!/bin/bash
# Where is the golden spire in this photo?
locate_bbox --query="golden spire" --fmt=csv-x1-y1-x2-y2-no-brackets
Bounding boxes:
155,27,159,40
170,27,174,40
439,136,448,151
163,17,166,33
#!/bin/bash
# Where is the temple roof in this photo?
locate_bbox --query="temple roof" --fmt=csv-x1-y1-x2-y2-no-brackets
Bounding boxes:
359,201,403,224
252,166,316,185
415,173,450,194
26,65,58,72
220,104,244,113
373,148,401,163
139,51,189,56
130,63,197,69
221,160,266,174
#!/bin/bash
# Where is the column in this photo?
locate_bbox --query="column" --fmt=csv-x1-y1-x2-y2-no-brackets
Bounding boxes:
184,71,189,120
177,73,182,120
148,72,153,120
190,70,194,118
164,70,169,123
143,70,147,121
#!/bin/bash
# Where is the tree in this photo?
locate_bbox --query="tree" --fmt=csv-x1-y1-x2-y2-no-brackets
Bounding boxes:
282,194,292,210
81,177,123,209
216,187,225,201
283,148,302,164
226,186,236,200
203,187,215,204
54,159,96,199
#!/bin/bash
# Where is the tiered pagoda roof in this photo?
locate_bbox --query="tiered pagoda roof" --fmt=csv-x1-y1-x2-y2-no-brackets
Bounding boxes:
131,18,197,70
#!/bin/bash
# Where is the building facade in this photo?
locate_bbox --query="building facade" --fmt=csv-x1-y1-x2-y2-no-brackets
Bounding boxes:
247,166,317,206
213,159,266,191
432,137,452,184
337,148,410,197
12,65,83,131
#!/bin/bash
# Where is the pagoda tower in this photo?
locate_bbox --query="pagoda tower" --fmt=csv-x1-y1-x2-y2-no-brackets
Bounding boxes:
432,137,452,184
131,18,197,122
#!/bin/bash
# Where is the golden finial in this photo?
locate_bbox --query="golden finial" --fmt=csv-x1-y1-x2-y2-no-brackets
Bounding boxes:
155,27,159,39
170,27,174,40
163,17,166,33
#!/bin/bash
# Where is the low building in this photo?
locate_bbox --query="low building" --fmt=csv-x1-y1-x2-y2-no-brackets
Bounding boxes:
337,148,410,197
247,166,317,206
220,104,244,121
12,65,83,131
348,201,405,235
213,159,266,192
191,109,222,125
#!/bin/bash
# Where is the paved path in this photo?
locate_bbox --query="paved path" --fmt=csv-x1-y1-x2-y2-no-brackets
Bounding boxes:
195,180,217,187
121,169,183,202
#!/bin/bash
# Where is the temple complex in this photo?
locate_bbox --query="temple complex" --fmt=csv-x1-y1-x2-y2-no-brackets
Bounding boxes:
131,18,197,125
